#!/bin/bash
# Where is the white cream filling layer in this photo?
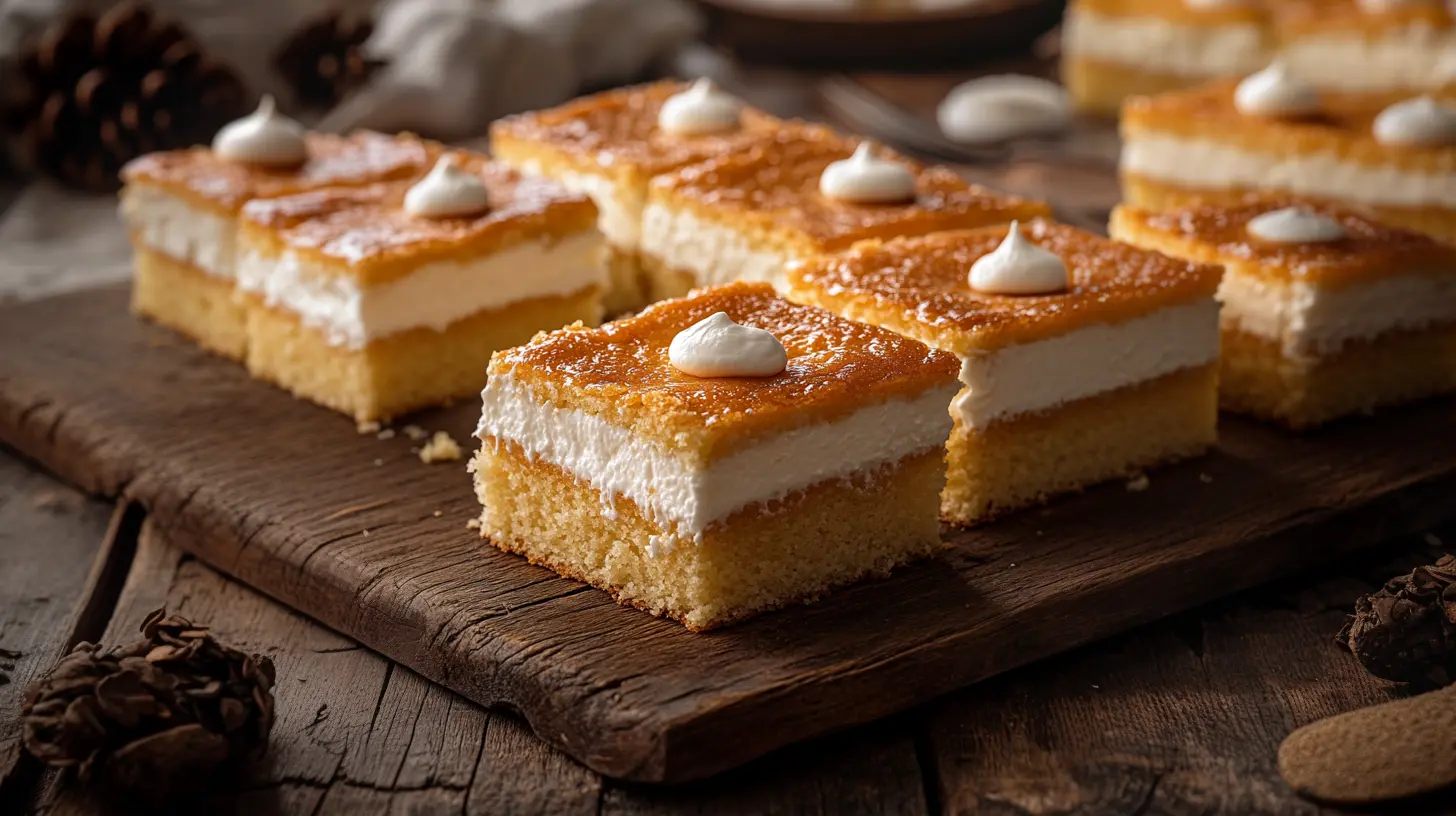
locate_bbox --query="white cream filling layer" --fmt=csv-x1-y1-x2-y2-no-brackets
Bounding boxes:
1062,9,1268,78
237,230,605,350
1280,26,1456,93
119,186,237,279
954,300,1220,428
640,204,794,291
510,157,642,249
1219,268,1456,358
1121,134,1456,209
476,375,958,539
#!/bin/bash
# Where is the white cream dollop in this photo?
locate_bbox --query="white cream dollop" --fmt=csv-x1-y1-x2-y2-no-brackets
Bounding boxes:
1246,207,1346,243
668,312,787,378
936,75,1072,145
818,143,917,204
1373,96,1456,147
212,95,308,167
969,221,1070,295
1234,62,1320,118
403,156,491,219
657,79,742,136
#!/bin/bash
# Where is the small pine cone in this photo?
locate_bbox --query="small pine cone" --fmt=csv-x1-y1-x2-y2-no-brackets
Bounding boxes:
20,608,276,806
274,10,384,112
3,1,251,192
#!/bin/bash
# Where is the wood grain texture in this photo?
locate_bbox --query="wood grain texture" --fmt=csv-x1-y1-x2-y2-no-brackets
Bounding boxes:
0,455,124,806
3,286,1456,783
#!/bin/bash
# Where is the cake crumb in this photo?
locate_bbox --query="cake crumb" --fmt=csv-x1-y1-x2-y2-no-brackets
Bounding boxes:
376,428,396,440
1199,473,1213,484
419,431,462,464
466,518,481,531
403,424,429,441
361,529,370,537
1126,473,1150,492
373,458,384,467
356,420,381,435
433,510,443,518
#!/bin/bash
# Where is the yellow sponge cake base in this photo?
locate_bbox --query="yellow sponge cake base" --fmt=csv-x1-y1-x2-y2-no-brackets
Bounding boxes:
247,287,603,423
1221,325,1456,429
473,441,946,631
944,364,1219,524
1064,57,1213,117
131,246,249,360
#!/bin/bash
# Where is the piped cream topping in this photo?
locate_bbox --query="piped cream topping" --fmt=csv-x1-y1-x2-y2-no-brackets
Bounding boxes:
1373,96,1456,147
403,156,491,219
1246,207,1346,243
968,221,1069,295
668,312,787,378
657,79,742,136
212,96,307,167
818,143,917,204
1234,62,1320,118
936,75,1072,145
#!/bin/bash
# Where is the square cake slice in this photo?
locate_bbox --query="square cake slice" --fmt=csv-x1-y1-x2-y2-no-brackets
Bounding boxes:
1062,0,1270,115
121,126,435,359
239,152,605,422
1112,196,1456,427
639,124,1051,301
471,281,960,630
788,219,1222,525
1120,71,1456,242
489,80,783,314
1274,0,1456,97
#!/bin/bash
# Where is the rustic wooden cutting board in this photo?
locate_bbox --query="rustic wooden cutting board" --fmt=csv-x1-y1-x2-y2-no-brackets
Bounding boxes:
4,286,1456,783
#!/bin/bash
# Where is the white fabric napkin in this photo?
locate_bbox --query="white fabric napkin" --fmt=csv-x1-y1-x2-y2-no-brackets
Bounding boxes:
319,0,702,141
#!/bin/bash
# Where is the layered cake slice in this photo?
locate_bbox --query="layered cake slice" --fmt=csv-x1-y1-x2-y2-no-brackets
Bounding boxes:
1274,0,1455,97
1120,64,1456,241
788,220,1222,524
640,125,1051,300
472,281,960,630
1112,196,1456,427
489,80,783,314
239,153,605,422
1062,0,1271,115
120,97,435,359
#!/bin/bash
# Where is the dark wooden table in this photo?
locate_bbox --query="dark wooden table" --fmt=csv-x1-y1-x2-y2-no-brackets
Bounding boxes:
1,68,1453,814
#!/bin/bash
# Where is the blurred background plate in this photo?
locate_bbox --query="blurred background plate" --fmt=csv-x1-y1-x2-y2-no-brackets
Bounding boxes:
692,0,1067,69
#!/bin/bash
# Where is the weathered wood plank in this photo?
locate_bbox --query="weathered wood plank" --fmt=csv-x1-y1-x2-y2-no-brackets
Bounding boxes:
0,453,123,806
4,286,1456,784
921,535,1454,816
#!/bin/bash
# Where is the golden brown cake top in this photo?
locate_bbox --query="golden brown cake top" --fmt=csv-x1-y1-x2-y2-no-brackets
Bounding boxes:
489,80,784,178
239,152,598,286
1273,0,1452,36
122,131,437,212
489,281,959,459
1075,0,1267,25
1121,79,1456,172
1109,195,1456,286
652,125,1052,254
787,219,1222,356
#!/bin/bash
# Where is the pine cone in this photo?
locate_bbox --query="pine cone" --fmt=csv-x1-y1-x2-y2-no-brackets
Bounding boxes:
3,1,250,192
1338,555,1456,687
21,608,276,805
274,10,384,112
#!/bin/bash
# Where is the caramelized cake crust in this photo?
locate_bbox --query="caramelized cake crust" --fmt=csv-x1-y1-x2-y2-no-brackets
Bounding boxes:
653,127,1052,255
240,156,598,286
489,80,784,179
1110,196,1456,287
788,219,1222,355
121,131,436,213
490,281,959,459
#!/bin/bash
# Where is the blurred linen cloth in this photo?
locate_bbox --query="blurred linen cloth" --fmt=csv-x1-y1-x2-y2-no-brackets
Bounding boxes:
0,0,700,142
320,0,702,140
